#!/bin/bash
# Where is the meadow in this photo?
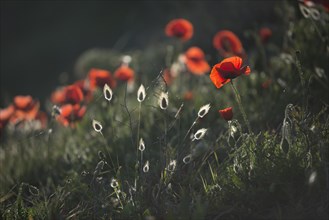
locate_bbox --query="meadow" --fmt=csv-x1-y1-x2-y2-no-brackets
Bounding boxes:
0,1,328,219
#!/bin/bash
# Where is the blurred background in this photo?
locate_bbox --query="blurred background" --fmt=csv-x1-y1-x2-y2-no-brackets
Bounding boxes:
1,0,279,106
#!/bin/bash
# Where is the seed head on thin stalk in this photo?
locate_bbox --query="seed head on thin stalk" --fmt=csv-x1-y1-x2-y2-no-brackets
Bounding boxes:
166,159,177,172
138,138,145,152
110,178,119,188
159,92,169,110
103,84,113,102
198,103,211,118
92,119,103,134
192,128,208,141
143,160,150,173
137,84,146,102
183,154,192,164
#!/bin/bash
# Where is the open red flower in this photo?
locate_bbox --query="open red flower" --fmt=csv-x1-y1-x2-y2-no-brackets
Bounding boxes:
259,27,272,43
88,68,117,91
165,18,193,41
11,95,40,123
74,79,93,102
213,30,245,58
51,84,84,105
210,56,251,89
184,47,210,75
56,104,86,127
114,66,135,82
219,107,233,121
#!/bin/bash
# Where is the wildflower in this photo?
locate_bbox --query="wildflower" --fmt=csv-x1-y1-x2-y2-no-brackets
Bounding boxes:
213,30,245,57
64,85,84,104
184,47,210,75
259,27,272,43
159,92,169,110
219,107,233,121
92,119,103,133
11,95,40,123
193,128,207,141
103,83,113,102
143,160,150,173
198,103,211,118
114,66,134,82
137,84,146,102
166,159,177,172
110,178,119,188
183,154,192,164
165,18,193,41
88,68,116,91
138,138,145,151
74,79,93,102
56,104,86,127
209,56,251,89
51,84,84,105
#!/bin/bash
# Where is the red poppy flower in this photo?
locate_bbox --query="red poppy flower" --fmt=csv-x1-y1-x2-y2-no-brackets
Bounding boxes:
213,30,245,58
74,79,93,102
184,47,210,75
165,18,193,41
11,95,40,123
88,68,117,91
56,104,86,127
114,66,135,82
259,27,272,43
219,107,233,121
51,84,84,105
210,56,251,89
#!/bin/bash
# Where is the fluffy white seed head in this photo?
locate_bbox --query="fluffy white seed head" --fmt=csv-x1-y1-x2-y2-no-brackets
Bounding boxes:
138,138,145,152
198,103,211,118
110,178,119,188
159,92,169,110
143,160,150,173
137,84,146,102
183,154,192,164
166,159,177,172
193,128,208,141
103,84,113,102
92,119,103,133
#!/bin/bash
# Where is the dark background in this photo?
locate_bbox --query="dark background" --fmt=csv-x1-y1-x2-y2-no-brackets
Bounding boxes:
0,0,279,106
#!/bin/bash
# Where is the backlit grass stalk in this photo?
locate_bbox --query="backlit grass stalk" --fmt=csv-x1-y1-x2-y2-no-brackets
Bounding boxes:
230,81,252,134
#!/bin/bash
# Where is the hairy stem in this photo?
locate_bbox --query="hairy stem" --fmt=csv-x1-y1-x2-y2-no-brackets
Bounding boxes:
230,81,252,134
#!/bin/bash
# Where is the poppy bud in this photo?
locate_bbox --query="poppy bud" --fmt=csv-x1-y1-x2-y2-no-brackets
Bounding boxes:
219,107,233,121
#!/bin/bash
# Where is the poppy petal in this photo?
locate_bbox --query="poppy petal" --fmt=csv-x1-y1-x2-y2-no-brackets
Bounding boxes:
210,68,230,89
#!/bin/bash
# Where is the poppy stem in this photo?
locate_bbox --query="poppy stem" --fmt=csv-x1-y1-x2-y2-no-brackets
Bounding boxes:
230,81,252,134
